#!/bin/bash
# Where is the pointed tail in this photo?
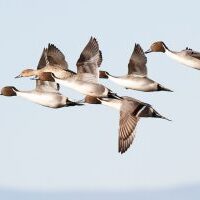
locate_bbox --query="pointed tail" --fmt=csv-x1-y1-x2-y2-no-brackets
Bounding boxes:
152,109,172,121
66,100,84,107
157,84,173,92
107,90,122,100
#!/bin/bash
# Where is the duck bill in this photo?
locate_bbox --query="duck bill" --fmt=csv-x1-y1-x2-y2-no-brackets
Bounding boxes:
145,49,152,54
15,74,22,78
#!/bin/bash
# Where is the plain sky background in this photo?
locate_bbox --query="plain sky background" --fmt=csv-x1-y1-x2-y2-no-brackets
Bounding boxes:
0,0,200,192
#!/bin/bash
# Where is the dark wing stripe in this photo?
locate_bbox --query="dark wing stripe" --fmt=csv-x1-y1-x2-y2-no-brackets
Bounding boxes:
132,104,145,116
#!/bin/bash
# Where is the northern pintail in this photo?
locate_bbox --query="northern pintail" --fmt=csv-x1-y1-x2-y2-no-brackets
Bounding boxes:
0,85,82,108
38,37,120,99
84,95,170,154
100,44,172,92
15,43,75,79
2,48,82,108
145,41,200,70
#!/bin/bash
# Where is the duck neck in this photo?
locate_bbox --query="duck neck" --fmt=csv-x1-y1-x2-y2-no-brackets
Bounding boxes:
108,75,124,85
100,99,122,110
165,48,179,59
108,73,119,79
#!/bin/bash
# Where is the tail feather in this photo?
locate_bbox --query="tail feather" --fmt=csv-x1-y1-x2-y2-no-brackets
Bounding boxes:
153,109,172,121
157,84,173,92
66,100,84,107
107,91,122,99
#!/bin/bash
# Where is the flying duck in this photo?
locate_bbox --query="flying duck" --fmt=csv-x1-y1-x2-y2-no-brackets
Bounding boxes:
99,44,172,92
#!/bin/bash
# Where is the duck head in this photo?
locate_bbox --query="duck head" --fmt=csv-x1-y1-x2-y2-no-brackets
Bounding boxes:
145,41,168,53
15,69,35,78
37,72,55,82
84,96,101,104
99,71,110,79
0,86,18,96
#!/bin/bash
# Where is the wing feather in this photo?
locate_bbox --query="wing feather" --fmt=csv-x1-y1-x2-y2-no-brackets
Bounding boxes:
128,43,147,76
76,37,102,82
36,47,59,91
119,111,139,154
46,43,68,69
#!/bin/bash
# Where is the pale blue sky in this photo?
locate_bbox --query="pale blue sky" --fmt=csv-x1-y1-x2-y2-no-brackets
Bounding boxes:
0,0,200,191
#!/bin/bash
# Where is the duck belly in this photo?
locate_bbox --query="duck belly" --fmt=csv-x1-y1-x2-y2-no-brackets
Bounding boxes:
17,91,65,108
109,76,157,92
55,79,107,97
165,51,200,69
178,57,200,69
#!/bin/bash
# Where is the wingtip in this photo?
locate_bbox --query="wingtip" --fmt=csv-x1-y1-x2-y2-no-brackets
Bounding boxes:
48,43,53,49
118,147,128,154
89,36,97,43
135,43,139,47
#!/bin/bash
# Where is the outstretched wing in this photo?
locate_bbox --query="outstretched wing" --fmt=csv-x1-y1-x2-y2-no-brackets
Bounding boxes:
118,99,140,154
37,48,49,70
128,43,147,76
119,111,139,154
76,37,102,82
46,43,68,69
36,48,59,91
183,49,200,60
